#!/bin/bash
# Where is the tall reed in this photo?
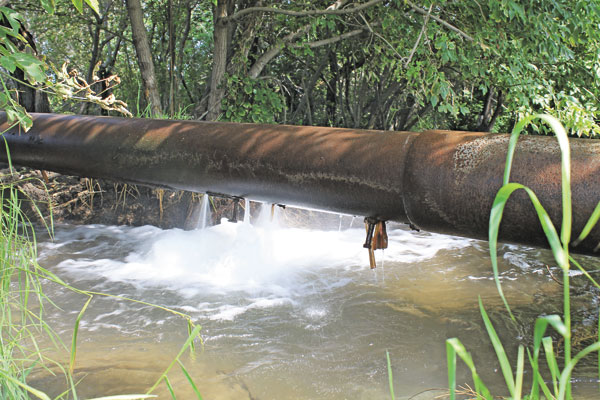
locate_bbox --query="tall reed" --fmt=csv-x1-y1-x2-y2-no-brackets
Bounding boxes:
446,115,600,400
0,154,60,399
0,148,203,398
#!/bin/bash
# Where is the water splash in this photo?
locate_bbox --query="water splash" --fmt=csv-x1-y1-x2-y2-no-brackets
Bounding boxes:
43,211,473,302
243,198,251,224
197,194,211,230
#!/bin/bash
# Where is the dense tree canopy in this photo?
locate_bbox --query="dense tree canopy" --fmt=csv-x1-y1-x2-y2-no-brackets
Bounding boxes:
4,0,600,135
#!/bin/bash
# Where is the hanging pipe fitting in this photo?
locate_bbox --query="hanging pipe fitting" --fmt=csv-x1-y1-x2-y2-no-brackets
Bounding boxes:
364,218,388,269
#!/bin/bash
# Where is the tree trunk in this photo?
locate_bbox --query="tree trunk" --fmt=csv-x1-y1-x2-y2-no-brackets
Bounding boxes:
126,0,162,116
8,16,50,113
206,0,233,121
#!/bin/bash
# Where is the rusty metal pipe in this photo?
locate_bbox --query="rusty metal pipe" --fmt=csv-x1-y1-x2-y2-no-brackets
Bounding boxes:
1,113,599,255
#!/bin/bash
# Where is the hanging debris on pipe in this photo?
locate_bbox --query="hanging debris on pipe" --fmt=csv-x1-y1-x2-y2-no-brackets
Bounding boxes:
364,218,388,269
0,112,599,255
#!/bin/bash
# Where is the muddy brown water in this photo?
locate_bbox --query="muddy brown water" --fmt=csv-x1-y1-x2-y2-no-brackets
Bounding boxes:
30,207,600,399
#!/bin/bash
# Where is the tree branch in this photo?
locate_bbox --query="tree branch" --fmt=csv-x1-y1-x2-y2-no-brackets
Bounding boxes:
295,27,367,48
405,3,432,67
248,24,311,78
223,0,386,23
405,0,474,42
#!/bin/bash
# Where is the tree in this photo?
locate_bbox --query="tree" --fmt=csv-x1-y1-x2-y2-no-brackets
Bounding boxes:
126,0,162,115
10,0,600,136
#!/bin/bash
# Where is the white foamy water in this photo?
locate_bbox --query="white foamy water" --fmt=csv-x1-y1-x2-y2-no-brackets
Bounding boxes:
39,207,473,316
34,205,579,399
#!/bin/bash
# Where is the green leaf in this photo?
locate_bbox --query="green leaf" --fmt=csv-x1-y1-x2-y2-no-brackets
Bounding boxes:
70,295,93,374
39,0,55,14
479,298,515,396
446,338,492,400
5,103,32,131
504,114,571,248
430,94,438,108
386,351,395,400
84,0,100,14
71,0,83,13
0,369,51,400
146,325,202,395
0,7,23,32
0,55,16,73
572,201,600,247
542,337,560,395
12,53,46,84
164,376,176,399
178,360,203,399
559,341,600,400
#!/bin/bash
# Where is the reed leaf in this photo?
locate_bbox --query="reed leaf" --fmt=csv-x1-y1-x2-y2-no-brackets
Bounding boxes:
164,376,176,399
70,294,93,374
527,349,554,400
446,338,492,400
478,297,515,396
0,369,51,400
146,325,202,394
542,337,560,396
503,114,571,247
489,182,565,318
558,341,600,400
571,201,600,247
178,360,203,400
515,345,524,400
569,256,600,290
386,350,395,400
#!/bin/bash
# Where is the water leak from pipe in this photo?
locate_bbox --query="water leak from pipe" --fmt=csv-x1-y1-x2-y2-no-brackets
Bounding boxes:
32,206,597,399
197,194,211,230
244,198,251,224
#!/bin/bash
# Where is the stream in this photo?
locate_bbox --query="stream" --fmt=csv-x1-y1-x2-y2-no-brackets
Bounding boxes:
32,205,599,399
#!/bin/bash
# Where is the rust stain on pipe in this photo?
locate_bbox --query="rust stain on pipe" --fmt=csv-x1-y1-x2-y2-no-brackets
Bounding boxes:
1,113,599,255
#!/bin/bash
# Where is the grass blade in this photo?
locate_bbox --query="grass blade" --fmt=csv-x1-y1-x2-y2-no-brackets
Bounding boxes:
515,345,524,400
478,297,515,396
386,350,395,400
178,360,203,400
164,376,176,399
570,256,600,290
146,325,202,394
572,201,600,247
70,294,93,374
446,338,492,400
543,337,560,396
489,183,568,319
502,114,571,247
0,369,51,400
527,349,554,400
558,341,600,400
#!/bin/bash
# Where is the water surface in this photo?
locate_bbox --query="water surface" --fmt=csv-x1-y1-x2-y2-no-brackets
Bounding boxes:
33,206,596,399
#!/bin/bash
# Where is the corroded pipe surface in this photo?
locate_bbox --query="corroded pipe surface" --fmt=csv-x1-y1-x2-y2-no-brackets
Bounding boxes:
1,113,599,254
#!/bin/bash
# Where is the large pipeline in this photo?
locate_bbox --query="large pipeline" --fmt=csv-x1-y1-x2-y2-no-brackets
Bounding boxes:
1,113,599,254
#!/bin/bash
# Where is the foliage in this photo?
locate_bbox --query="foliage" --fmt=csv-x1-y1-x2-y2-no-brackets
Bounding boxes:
4,0,594,134
0,2,201,398
221,74,284,123
446,115,600,399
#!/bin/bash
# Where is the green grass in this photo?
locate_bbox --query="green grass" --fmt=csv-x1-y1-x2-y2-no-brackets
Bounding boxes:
0,149,203,398
445,114,600,400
